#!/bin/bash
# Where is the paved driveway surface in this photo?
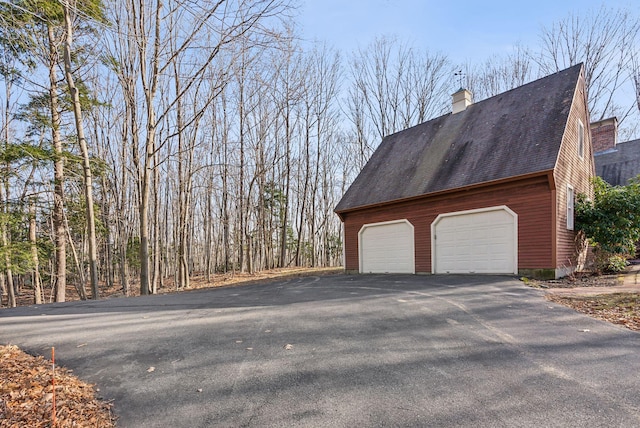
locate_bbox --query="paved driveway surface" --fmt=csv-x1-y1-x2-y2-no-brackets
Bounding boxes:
1,274,639,427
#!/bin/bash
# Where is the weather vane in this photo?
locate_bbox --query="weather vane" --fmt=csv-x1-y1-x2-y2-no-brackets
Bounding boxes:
454,70,465,89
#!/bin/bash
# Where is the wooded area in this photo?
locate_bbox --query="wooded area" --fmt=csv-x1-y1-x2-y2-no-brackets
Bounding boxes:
1,1,639,306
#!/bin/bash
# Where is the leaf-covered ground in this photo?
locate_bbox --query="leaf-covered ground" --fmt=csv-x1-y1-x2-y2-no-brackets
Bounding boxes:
0,345,115,427
546,293,640,331
532,269,640,331
528,272,640,331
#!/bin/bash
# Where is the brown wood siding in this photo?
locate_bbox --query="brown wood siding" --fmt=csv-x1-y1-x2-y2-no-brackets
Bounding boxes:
554,72,595,268
342,176,554,272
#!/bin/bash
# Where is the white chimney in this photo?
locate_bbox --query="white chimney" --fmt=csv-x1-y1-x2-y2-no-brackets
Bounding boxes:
452,88,473,114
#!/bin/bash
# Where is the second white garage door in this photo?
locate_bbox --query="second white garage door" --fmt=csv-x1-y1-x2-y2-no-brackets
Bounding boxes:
359,220,415,274
432,206,517,274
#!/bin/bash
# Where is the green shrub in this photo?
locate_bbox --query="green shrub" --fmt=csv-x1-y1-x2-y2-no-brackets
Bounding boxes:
576,176,640,273
605,255,628,273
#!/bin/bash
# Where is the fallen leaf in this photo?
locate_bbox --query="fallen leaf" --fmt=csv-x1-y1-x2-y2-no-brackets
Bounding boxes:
0,344,114,427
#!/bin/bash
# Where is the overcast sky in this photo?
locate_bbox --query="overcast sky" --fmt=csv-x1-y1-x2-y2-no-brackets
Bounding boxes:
297,0,639,63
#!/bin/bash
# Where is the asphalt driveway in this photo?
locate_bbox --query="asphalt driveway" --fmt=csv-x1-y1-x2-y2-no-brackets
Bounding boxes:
1,274,639,427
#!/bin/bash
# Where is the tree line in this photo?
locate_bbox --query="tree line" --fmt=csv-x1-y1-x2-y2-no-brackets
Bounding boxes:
1,1,639,306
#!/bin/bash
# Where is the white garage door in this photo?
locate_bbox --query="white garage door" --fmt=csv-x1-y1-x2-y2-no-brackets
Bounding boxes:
432,206,517,274
359,220,415,274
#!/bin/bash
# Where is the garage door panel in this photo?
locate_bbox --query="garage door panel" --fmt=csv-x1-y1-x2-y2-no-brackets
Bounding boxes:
433,207,517,274
360,220,415,274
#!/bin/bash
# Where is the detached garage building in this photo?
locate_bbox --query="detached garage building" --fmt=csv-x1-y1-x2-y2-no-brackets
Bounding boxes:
335,64,594,279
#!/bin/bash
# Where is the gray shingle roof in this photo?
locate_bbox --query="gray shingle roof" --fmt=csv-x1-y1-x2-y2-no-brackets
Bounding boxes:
336,64,583,213
595,139,640,186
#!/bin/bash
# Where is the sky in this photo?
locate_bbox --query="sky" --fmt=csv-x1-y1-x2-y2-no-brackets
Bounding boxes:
297,0,639,63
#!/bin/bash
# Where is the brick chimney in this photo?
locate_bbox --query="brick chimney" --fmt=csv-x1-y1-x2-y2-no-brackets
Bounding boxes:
452,88,473,114
590,117,618,153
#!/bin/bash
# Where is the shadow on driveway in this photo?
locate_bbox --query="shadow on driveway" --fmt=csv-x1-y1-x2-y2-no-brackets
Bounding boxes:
1,274,639,427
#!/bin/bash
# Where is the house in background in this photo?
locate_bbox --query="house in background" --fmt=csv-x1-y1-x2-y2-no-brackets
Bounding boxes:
335,64,594,280
592,117,640,186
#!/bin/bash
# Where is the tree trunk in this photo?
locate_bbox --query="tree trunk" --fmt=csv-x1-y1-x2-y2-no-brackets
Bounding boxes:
62,2,99,300
137,0,162,296
174,65,190,289
29,201,43,304
47,24,67,303
151,149,160,294
0,190,15,307
279,107,291,268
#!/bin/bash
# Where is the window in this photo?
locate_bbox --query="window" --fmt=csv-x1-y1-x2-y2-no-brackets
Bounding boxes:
577,120,584,159
567,185,575,230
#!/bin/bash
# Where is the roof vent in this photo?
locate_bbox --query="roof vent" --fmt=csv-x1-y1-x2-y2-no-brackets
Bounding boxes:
452,88,473,114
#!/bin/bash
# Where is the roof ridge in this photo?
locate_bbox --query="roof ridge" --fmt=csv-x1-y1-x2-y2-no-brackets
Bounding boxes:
335,63,584,213
383,63,584,140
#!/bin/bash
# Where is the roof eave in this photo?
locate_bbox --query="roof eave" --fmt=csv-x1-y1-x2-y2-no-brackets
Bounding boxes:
334,170,554,215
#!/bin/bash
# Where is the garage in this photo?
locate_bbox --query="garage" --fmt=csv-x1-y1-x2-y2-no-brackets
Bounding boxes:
432,206,517,274
359,220,415,273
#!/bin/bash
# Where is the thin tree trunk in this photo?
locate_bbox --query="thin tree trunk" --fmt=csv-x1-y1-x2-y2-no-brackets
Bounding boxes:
62,2,99,300
239,84,245,273
101,176,114,289
0,189,15,307
296,116,311,266
0,274,5,306
1,57,15,307
137,0,162,296
222,99,230,272
4,267,15,308
30,201,43,304
47,24,67,303
151,149,160,294
120,242,130,296
279,108,291,268
65,213,88,300
174,65,190,289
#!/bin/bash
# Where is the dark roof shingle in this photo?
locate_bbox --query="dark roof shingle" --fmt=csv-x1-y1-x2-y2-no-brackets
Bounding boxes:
336,64,583,212
595,139,640,186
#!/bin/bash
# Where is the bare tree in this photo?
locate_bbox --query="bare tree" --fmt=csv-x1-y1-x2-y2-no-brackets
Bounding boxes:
536,6,640,125
346,36,450,165
465,44,534,101
46,14,68,303
104,0,292,294
61,0,101,299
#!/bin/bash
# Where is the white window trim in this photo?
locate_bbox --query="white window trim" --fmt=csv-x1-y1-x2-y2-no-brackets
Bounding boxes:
577,120,584,159
567,185,575,230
